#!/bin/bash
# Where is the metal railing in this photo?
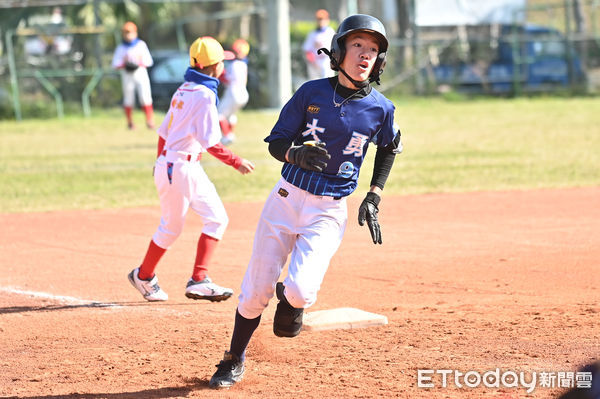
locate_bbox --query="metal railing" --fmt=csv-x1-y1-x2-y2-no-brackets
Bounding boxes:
5,25,107,120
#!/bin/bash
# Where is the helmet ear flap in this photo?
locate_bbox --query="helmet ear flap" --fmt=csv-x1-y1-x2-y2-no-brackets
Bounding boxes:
377,52,387,75
369,52,387,84
329,34,343,71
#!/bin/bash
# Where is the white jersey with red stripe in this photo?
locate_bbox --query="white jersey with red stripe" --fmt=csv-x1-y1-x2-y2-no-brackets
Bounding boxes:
157,81,222,154
151,70,229,249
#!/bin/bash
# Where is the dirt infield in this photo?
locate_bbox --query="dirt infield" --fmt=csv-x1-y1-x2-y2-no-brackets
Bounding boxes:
1,187,599,399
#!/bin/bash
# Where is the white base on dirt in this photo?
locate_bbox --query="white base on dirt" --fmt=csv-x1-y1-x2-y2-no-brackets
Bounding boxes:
302,307,388,332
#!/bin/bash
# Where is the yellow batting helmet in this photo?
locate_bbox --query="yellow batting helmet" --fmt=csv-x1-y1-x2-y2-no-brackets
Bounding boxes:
189,36,235,68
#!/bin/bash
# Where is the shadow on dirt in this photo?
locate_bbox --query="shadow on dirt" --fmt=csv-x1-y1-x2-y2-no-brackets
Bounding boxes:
0,301,208,315
2,378,214,398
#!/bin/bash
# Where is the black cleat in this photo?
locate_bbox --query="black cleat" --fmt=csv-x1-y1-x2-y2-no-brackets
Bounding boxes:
209,351,245,389
273,282,303,337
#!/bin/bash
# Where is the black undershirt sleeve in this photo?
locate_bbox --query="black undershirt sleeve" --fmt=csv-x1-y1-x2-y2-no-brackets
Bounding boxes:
370,132,401,189
268,138,292,163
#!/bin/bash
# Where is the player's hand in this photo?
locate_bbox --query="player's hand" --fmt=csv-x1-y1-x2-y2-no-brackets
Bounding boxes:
286,141,331,172
237,159,255,175
358,192,382,244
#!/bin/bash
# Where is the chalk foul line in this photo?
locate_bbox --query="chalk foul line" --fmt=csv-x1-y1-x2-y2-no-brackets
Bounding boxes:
0,286,120,308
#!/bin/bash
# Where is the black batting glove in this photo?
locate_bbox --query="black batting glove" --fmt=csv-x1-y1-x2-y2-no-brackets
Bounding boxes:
287,142,331,172
358,192,382,245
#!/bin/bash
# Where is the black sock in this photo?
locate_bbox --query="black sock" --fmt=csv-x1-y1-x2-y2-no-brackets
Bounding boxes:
229,308,261,362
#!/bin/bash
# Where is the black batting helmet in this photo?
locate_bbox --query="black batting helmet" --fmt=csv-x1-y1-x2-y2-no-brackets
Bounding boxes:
329,14,388,84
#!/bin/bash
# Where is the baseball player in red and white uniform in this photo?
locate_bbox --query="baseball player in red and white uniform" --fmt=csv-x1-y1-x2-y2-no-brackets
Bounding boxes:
218,39,250,146
302,9,336,80
111,21,155,130
209,14,402,389
128,36,254,303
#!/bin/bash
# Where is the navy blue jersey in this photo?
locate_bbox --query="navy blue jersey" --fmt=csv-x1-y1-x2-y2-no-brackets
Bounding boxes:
265,78,397,198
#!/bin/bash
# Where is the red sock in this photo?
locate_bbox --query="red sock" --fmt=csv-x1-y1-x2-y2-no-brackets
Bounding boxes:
124,106,133,126
142,104,154,126
138,240,166,280
219,119,231,135
192,233,219,282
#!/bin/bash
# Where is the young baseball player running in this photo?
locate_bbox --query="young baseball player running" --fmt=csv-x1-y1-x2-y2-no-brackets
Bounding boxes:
218,38,250,146
111,22,155,130
128,36,255,303
209,14,402,388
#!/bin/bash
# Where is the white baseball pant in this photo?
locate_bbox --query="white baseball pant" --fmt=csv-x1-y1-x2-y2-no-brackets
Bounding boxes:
121,67,153,107
237,177,347,319
218,88,248,125
152,151,228,249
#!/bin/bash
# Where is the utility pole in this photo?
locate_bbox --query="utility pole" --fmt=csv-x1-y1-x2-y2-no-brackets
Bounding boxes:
267,0,292,108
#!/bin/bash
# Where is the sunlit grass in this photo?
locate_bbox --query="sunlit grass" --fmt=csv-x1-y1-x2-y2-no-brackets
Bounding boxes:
1,96,599,213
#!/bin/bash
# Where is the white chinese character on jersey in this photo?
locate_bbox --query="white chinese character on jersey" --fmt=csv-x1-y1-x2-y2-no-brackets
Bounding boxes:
301,118,325,142
343,131,369,157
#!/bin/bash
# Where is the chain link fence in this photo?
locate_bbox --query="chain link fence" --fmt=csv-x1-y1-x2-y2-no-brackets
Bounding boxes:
379,0,600,96
2,1,599,119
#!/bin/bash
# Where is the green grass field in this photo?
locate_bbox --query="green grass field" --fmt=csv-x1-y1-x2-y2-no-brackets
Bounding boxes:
1,96,599,213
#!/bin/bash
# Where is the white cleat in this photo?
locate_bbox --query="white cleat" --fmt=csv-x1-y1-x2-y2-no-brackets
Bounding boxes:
185,277,233,302
128,267,168,301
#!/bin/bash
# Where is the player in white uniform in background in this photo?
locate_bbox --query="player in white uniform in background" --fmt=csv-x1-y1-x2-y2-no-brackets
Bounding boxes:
128,36,255,303
302,9,336,80
111,21,155,130
209,14,402,389
218,39,250,146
